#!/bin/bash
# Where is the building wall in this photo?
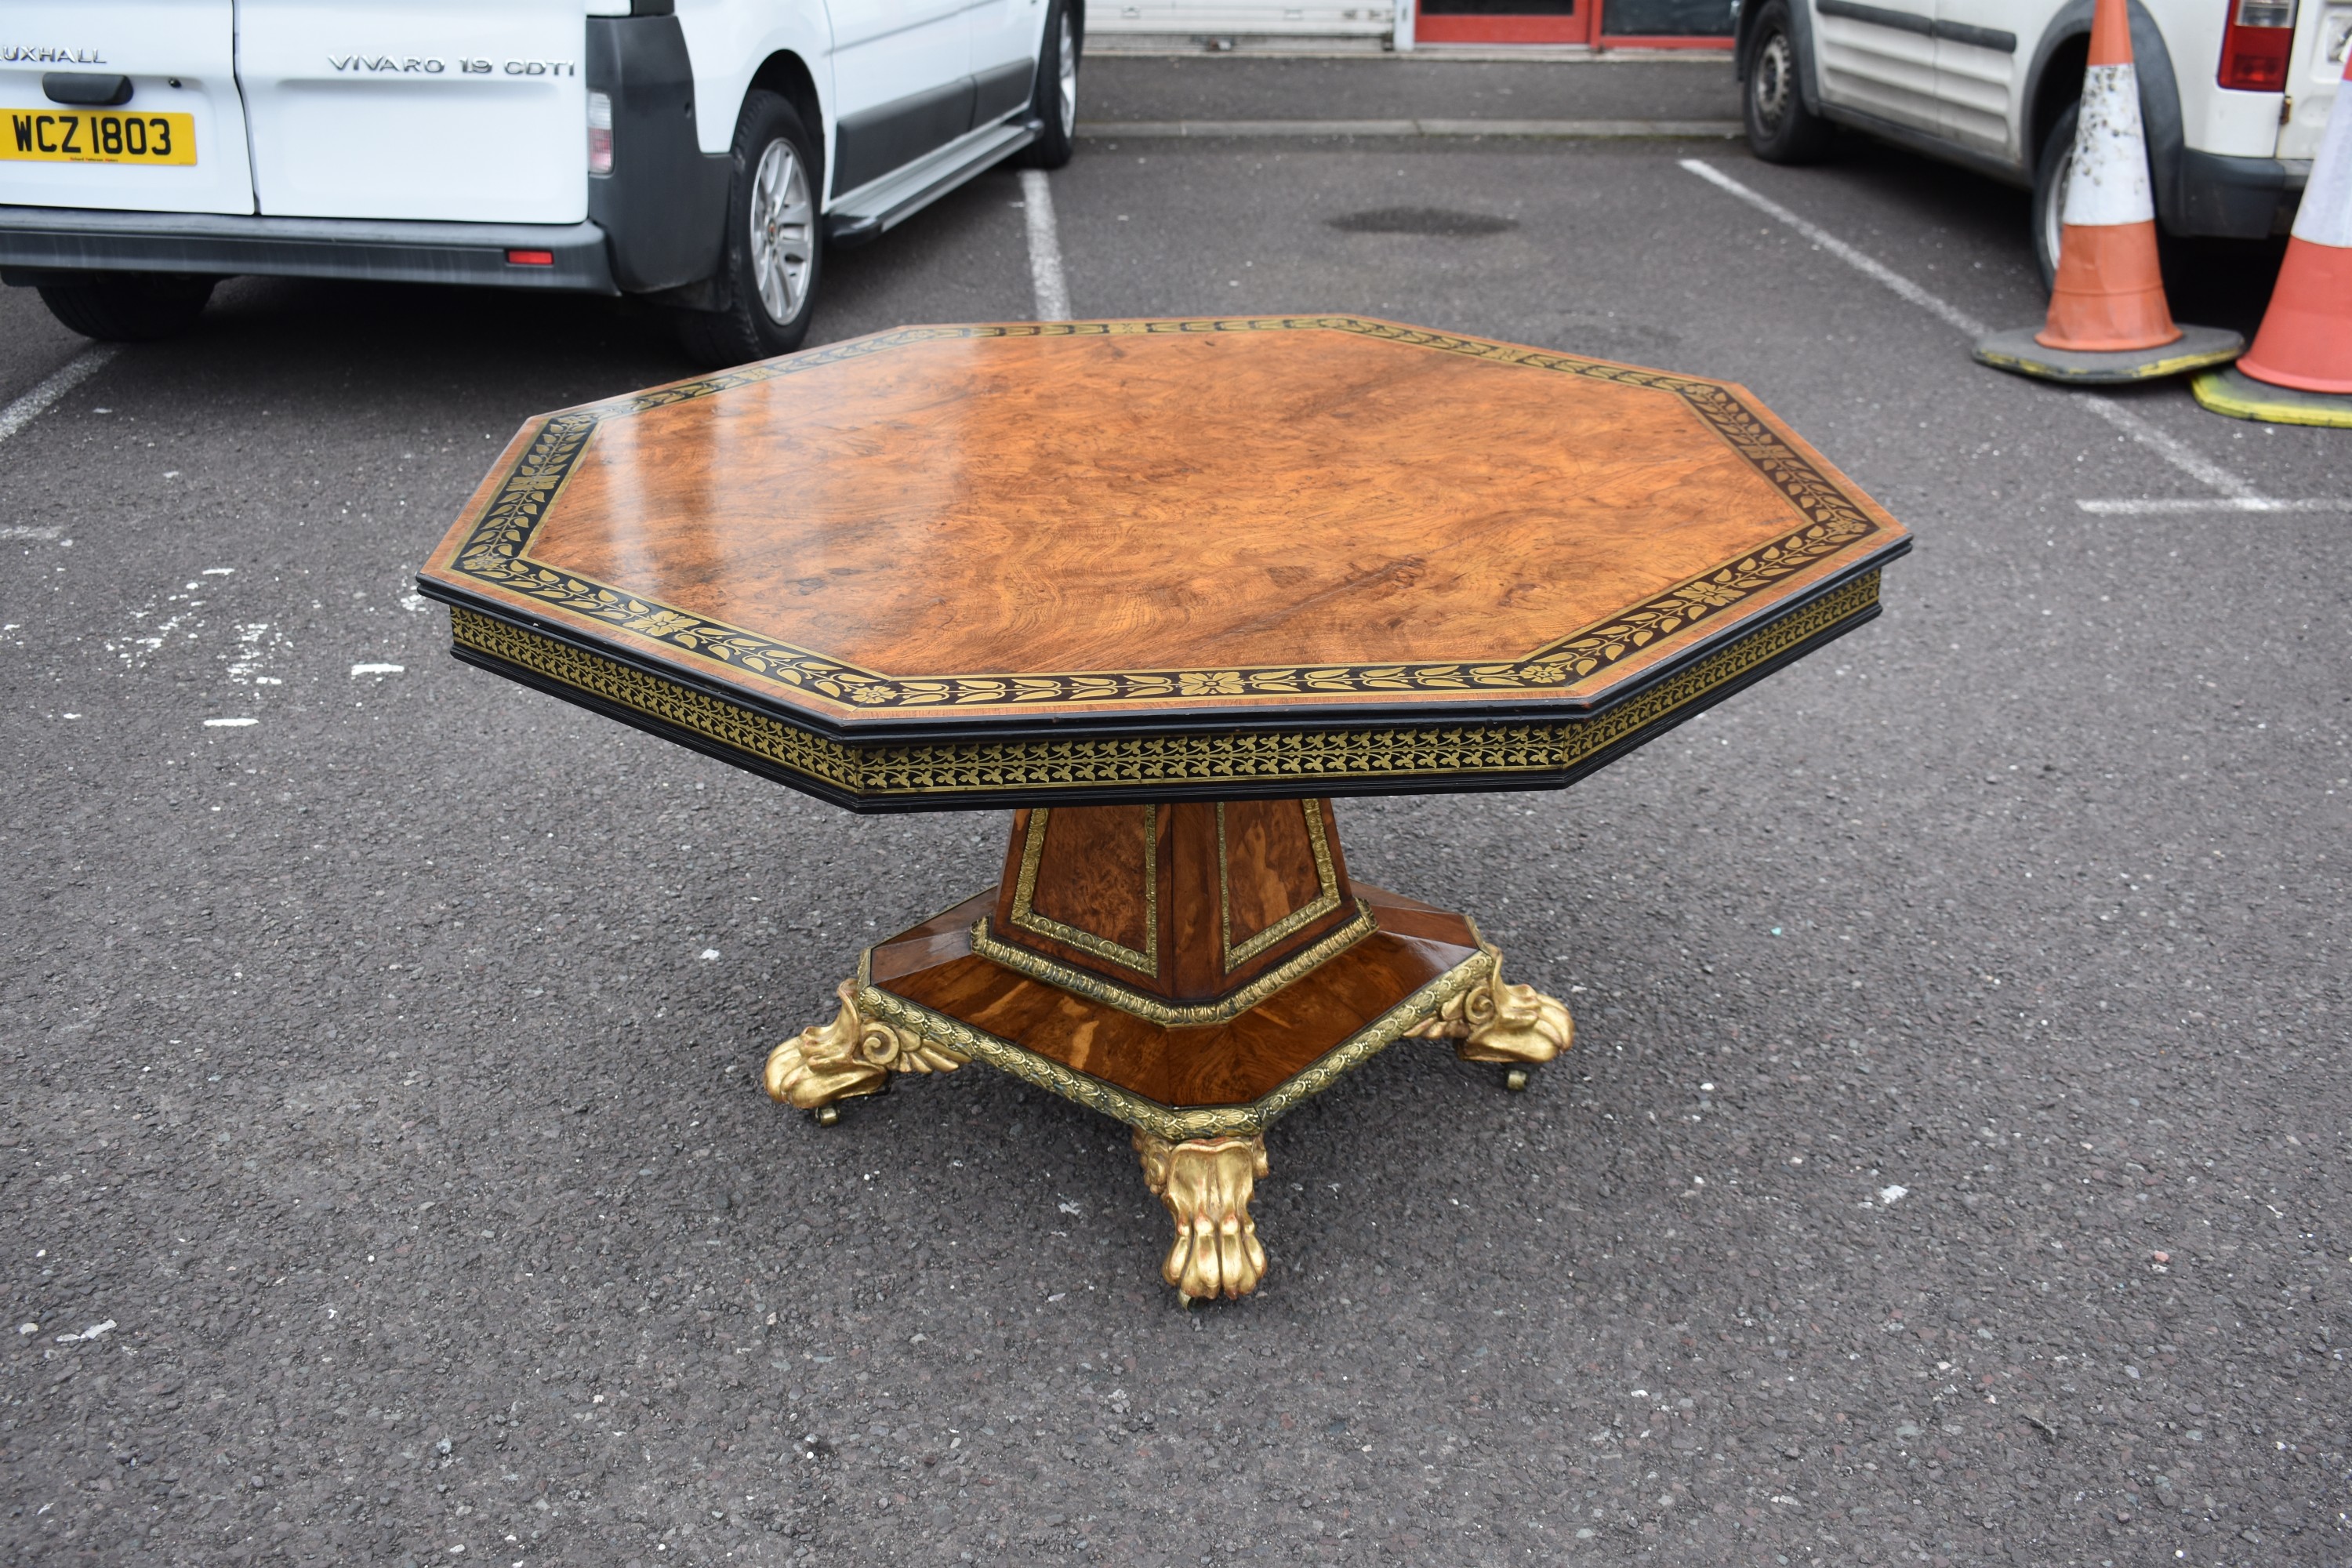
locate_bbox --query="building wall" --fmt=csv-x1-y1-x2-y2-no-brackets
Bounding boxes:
1085,0,1730,45
1090,0,1397,41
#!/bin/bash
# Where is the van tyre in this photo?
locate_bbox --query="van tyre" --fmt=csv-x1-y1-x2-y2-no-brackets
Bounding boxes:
1021,0,1080,171
2031,103,2078,292
38,273,216,342
674,90,822,368
1743,2,1834,165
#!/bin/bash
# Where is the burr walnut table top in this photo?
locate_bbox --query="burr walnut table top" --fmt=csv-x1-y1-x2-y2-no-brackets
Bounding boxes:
418,317,1908,811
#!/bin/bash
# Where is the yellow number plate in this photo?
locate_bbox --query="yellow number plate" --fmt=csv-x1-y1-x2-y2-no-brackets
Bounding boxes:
4,109,195,165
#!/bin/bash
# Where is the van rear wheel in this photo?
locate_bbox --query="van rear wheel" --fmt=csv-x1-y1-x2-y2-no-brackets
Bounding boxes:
38,272,216,342
1743,2,1833,165
673,91,822,368
2031,103,2077,292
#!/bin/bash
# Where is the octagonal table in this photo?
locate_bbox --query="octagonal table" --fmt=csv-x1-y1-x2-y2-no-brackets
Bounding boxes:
418,316,1909,1302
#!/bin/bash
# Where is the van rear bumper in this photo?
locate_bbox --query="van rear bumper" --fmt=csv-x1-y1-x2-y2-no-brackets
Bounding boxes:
0,206,617,293
2172,150,2310,241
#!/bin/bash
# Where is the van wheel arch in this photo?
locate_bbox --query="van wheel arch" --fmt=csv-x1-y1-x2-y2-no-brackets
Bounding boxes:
748,52,826,195
2029,31,2089,174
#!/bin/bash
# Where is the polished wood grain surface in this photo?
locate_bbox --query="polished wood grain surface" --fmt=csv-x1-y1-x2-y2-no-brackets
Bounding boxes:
530,329,1802,676
877,881,1481,1109
421,320,1908,735
1010,804,1156,964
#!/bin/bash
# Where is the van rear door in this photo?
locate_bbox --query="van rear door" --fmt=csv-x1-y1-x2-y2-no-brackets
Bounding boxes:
232,0,587,223
0,0,256,215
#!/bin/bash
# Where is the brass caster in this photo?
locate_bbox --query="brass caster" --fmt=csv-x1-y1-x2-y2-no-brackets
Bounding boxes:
814,1105,841,1127
1503,1067,1532,1093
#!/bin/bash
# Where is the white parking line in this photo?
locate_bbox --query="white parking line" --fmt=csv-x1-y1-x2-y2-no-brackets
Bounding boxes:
0,346,118,447
1676,159,2290,510
2076,497,2352,514
2074,398,2259,499
1018,168,1072,321
1678,158,1986,336
1083,118,1740,140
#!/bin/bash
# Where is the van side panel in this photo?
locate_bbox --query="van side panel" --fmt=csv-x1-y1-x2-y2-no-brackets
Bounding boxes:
673,0,837,165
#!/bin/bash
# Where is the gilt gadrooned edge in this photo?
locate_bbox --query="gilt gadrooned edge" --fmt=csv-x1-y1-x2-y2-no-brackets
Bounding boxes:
426,318,1896,719
446,570,1879,803
853,940,1497,1141
970,899,1379,1026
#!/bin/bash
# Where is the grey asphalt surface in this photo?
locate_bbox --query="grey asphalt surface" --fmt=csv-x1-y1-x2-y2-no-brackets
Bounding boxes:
4,53,2348,1568
1080,55,1738,122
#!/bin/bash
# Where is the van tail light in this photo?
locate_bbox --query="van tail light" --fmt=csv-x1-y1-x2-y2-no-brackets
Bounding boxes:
586,90,615,175
2218,0,2297,90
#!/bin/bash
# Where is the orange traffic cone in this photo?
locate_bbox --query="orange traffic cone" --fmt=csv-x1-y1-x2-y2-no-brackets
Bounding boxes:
2193,49,2352,426
1974,0,2241,383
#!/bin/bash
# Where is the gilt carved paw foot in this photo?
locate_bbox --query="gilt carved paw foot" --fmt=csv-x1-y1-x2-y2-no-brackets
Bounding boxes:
765,979,967,1122
1133,1129,1270,1302
1408,946,1573,1086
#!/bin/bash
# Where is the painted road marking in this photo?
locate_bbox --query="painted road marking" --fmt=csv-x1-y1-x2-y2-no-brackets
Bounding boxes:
1676,159,2290,512
1679,158,1986,335
1,526,64,541
0,345,119,447
1082,118,1738,140
2076,496,2352,514
203,717,257,728
350,662,406,677
1018,168,1072,321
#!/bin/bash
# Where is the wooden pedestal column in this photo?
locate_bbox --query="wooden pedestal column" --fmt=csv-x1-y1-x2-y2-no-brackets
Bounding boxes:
765,800,1573,1302
982,800,1368,1022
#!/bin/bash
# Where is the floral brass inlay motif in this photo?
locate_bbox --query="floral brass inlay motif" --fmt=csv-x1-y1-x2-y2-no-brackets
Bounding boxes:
436,318,1889,715
447,570,1878,801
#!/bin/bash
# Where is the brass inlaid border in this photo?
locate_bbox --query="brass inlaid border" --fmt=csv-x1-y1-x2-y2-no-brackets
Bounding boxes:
434,318,1893,716
1217,800,1344,973
853,939,1495,1141
1007,806,1158,977
971,898,1377,1026
449,569,1878,800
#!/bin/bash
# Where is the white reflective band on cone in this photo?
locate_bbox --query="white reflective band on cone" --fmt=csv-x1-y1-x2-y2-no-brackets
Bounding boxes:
2292,85,2352,248
2061,64,2155,227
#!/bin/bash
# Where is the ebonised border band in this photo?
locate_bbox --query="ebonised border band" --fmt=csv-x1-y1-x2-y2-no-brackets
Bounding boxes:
445,566,1889,811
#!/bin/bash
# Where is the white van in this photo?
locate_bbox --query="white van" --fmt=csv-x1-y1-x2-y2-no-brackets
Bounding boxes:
0,0,1081,364
1734,0,2336,281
